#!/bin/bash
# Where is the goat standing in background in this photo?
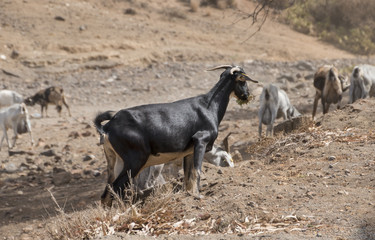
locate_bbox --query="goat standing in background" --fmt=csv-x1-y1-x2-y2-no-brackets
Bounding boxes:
94,65,257,207
0,103,34,151
312,65,349,120
349,64,375,104
258,84,300,138
25,86,71,117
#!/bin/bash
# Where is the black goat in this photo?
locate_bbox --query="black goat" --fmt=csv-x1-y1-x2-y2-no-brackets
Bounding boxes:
94,65,257,206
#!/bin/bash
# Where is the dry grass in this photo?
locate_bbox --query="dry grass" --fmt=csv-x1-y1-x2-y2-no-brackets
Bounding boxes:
45,184,183,239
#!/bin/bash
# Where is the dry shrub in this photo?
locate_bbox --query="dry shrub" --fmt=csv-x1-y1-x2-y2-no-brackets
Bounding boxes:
201,0,238,9
44,183,185,239
190,0,200,12
284,0,375,55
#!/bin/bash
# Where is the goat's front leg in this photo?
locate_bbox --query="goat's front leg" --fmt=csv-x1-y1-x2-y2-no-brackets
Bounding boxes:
10,125,18,149
184,131,210,198
322,100,330,114
336,95,343,110
312,91,321,120
0,127,8,150
1,126,11,150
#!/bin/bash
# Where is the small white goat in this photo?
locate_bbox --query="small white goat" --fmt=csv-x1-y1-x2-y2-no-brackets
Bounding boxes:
133,164,166,194
0,90,24,109
258,84,301,137
204,145,234,167
0,103,34,151
312,65,349,120
349,64,375,104
132,145,233,193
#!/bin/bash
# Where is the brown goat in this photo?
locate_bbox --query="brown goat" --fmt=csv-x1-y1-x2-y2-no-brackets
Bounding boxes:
25,86,71,117
312,65,349,120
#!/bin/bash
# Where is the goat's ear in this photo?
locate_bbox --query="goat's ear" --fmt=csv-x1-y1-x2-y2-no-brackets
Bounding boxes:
236,72,258,83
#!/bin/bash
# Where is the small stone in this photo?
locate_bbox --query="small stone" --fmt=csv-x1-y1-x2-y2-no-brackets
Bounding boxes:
83,154,95,161
52,171,72,186
328,156,336,161
22,225,33,233
232,150,243,162
92,170,101,177
247,201,258,207
217,169,223,174
40,149,56,157
79,25,86,31
5,163,18,173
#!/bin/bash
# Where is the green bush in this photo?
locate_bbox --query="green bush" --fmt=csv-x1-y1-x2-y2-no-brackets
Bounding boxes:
283,0,375,55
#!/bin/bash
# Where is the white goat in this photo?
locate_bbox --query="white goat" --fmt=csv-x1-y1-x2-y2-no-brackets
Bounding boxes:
132,145,233,193
349,64,375,104
203,145,234,167
258,84,301,137
0,103,34,151
0,90,24,109
133,164,166,194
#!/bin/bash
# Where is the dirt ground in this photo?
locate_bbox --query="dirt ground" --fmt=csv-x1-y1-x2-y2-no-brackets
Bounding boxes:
0,0,374,239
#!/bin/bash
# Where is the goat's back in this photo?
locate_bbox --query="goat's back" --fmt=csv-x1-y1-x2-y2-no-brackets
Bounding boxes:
0,90,24,108
313,65,337,91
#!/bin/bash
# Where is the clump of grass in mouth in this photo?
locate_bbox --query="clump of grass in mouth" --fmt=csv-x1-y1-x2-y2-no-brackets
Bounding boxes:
236,95,254,106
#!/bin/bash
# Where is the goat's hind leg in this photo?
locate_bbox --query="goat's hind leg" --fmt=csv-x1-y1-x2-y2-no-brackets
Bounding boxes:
62,96,72,116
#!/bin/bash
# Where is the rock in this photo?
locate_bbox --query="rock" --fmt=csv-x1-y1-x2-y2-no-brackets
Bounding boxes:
83,154,95,161
247,201,258,207
92,170,101,177
68,131,80,139
11,50,19,59
277,74,295,83
124,8,136,15
232,150,243,162
79,25,86,31
22,225,33,233
295,61,314,71
328,156,336,161
52,171,72,186
54,16,65,21
81,131,91,137
40,149,56,157
4,163,18,173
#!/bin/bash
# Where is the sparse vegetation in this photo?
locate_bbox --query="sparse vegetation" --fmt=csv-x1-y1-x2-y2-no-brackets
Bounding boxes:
283,0,375,55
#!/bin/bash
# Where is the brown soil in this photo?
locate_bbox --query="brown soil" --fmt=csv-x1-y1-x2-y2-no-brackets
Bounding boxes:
0,0,374,239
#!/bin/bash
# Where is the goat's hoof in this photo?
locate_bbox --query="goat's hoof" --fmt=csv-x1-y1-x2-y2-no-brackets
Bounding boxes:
194,194,204,200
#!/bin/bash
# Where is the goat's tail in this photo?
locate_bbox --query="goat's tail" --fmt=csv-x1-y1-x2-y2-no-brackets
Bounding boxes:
264,88,270,100
94,111,115,135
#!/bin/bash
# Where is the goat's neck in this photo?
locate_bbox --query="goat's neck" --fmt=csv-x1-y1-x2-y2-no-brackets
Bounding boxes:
205,78,234,124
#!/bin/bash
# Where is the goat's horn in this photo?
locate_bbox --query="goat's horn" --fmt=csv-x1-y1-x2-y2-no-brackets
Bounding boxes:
206,65,233,72
230,66,241,75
